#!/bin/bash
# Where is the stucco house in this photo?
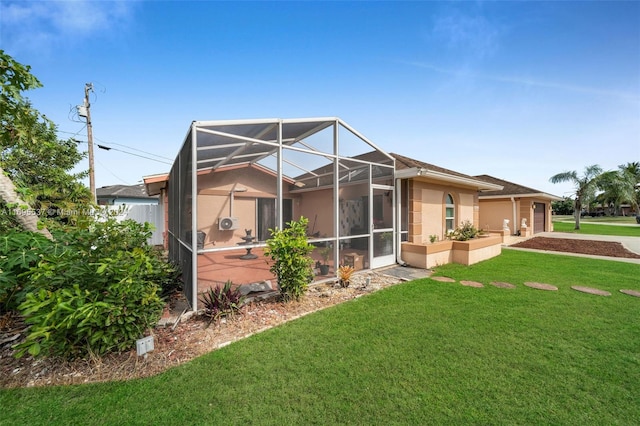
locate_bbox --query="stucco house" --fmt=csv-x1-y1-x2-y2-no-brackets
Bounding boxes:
149,117,537,310
473,175,562,237
391,153,505,269
96,184,158,206
97,183,164,245
153,118,401,308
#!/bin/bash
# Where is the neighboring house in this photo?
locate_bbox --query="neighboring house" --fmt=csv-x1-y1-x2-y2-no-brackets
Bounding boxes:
391,153,505,269
473,175,562,236
96,184,159,206
97,183,163,246
143,174,170,248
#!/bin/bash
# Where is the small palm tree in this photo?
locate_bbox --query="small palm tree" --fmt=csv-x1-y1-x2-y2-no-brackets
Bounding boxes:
549,164,603,230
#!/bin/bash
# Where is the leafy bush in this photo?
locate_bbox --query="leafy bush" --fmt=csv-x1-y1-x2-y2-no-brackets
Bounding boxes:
552,197,575,215
264,217,314,301
451,220,482,241
199,280,246,326
11,218,179,358
0,230,58,313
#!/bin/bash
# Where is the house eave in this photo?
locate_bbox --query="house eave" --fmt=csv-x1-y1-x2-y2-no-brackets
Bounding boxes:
143,174,169,196
396,168,503,191
479,192,563,201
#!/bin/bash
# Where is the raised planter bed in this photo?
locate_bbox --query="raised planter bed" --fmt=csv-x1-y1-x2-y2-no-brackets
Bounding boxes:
401,235,502,269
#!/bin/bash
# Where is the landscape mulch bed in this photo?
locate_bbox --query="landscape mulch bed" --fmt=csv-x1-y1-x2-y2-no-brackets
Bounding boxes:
511,237,640,259
3,237,638,389
0,272,401,389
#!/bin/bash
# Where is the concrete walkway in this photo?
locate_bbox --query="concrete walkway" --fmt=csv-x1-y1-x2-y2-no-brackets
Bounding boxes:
504,232,640,264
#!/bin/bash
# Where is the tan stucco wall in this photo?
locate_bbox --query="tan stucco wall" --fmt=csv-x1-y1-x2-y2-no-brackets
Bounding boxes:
408,179,479,243
297,188,335,237
194,167,374,247
478,199,513,232
478,197,555,236
451,239,502,265
401,235,502,268
196,167,296,248
519,201,532,235
458,192,476,227
420,186,444,242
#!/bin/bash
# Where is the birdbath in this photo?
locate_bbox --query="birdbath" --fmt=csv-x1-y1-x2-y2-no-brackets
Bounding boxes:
237,229,258,260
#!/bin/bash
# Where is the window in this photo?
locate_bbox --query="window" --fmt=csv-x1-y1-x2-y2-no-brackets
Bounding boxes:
445,194,455,233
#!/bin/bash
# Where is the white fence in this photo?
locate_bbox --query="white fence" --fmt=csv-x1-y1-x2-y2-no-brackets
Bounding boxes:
106,204,164,246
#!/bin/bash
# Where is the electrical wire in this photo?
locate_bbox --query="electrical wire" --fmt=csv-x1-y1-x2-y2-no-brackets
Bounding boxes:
93,136,174,161
95,158,130,185
58,127,87,139
95,144,173,165
70,139,171,165
59,130,173,165
67,104,85,124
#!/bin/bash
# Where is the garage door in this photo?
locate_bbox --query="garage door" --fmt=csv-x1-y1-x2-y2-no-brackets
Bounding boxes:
533,203,546,233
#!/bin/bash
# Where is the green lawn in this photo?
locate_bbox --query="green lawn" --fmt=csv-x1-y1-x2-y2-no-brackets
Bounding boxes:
553,214,637,224
553,221,640,236
1,250,639,425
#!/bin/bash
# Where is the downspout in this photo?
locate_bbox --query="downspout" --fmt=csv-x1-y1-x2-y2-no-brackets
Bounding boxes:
511,196,517,236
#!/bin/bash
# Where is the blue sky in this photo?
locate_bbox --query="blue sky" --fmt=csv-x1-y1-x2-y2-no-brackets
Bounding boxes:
2,0,639,197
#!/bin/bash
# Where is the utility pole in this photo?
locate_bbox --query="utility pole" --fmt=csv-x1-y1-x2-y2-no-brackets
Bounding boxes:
80,83,96,203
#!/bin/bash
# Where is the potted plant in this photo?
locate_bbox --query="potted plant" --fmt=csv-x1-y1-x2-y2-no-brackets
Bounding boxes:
374,232,393,256
319,246,331,275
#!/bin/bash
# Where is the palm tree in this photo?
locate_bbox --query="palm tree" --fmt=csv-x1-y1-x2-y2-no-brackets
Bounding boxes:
0,166,52,239
598,167,636,216
619,162,640,214
549,164,603,230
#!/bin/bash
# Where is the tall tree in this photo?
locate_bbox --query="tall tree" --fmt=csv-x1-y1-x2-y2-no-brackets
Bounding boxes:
0,165,52,239
0,50,91,233
549,164,603,229
598,166,637,216
619,162,640,214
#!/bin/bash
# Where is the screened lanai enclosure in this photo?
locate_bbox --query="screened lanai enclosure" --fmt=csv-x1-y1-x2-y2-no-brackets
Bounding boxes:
168,118,397,310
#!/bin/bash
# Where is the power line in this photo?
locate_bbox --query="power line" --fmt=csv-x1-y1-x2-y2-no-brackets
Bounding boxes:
96,144,173,165
58,127,87,139
61,129,174,161
72,139,171,165
93,136,174,161
95,158,131,185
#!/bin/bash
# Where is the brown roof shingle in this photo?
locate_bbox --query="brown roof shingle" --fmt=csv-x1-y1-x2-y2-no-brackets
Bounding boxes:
96,184,158,199
391,152,484,181
474,174,558,198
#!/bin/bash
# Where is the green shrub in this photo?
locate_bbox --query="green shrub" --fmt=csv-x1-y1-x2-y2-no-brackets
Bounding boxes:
0,230,59,313
199,280,245,326
451,220,482,241
11,218,179,358
264,217,314,301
